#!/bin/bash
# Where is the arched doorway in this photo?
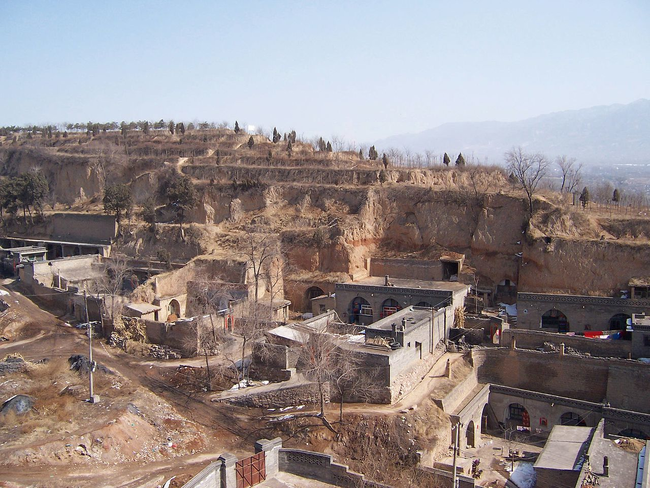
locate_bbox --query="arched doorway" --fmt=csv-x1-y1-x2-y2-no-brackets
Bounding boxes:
349,297,371,324
496,279,517,304
541,309,569,332
508,403,530,428
609,313,631,331
305,286,325,301
167,299,181,321
466,420,476,448
381,298,401,318
560,412,586,426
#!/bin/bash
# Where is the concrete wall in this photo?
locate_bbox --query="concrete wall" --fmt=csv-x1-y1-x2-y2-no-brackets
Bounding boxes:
517,292,649,332
501,329,633,358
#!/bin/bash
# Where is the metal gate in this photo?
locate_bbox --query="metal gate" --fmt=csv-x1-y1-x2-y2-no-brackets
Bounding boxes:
236,451,266,488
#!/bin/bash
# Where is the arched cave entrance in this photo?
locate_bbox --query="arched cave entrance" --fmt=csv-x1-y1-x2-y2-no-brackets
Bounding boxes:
609,313,631,331
305,286,325,302
466,420,476,448
560,412,586,426
349,297,371,324
541,309,570,333
381,298,401,318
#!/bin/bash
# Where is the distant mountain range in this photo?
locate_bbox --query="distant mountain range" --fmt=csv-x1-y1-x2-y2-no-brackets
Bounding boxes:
375,99,650,165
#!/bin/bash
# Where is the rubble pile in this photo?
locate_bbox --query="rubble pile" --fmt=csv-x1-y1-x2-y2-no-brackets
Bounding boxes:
149,344,182,360
0,355,27,376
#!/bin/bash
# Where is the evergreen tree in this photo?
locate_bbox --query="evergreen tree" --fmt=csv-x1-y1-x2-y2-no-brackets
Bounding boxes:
359,149,363,160
176,122,185,135
579,187,590,208
289,130,297,144
369,145,378,160
103,183,133,224
382,153,389,169
234,121,240,133
443,153,451,166
168,120,175,134
612,188,621,205
287,140,293,157
455,153,466,166
248,136,255,149
317,137,326,152
142,121,150,135
326,141,332,152
272,127,280,143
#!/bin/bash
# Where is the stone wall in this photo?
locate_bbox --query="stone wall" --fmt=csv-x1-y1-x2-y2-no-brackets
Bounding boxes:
501,329,633,358
220,380,328,409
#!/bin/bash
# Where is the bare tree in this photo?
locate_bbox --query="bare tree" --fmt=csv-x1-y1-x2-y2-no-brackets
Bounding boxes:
505,147,549,216
556,155,582,193
299,331,340,434
244,230,280,303
92,254,132,326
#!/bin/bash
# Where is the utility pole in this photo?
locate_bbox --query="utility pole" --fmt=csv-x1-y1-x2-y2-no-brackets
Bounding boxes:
452,421,461,488
84,290,99,404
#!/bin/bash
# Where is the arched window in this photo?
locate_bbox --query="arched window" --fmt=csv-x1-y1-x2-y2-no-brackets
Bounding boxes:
541,309,569,332
560,412,586,426
508,403,530,427
381,298,401,318
167,299,181,321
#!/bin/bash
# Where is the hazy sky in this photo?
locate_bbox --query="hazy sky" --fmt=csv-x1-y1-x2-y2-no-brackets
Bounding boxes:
1,1,648,144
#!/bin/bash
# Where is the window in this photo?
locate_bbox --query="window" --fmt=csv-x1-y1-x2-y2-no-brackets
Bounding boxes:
509,404,525,421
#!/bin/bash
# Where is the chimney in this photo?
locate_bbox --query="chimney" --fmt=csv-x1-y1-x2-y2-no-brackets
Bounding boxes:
603,456,609,477
559,343,565,357
385,275,390,286
391,323,397,339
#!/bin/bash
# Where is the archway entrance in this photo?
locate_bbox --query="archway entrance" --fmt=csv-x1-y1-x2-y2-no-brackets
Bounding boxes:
167,299,181,321
560,412,586,426
349,297,371,324
381,298,401,318
466,420,476,448
609,313,631,331
541,309,569,332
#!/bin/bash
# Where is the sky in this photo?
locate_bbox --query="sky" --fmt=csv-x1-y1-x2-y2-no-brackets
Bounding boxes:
1,1,648,145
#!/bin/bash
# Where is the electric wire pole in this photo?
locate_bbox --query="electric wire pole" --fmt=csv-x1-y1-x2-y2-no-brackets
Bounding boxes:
452,421,461,488
84,290,98,403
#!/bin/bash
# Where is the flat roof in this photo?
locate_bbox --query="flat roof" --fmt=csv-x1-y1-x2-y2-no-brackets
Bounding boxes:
366,306,433,331
338,276,469,293
267,325,310,344
535,425,593,471
2,246,47,254
125,303,161,314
